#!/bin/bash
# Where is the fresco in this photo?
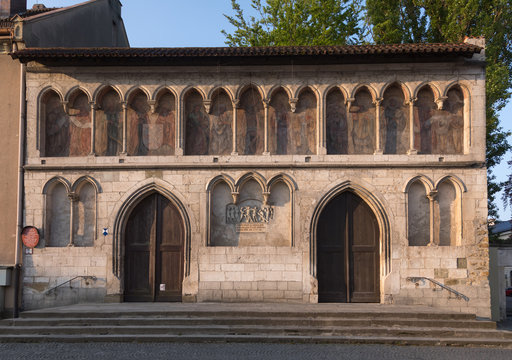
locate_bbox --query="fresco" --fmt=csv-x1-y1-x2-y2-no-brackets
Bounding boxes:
47,182,70,247
67,92,91,156
269,89,291,155
153,92,176,155
73,182,95,247
381,86,408,154
127,91,150,156
237,88,264,155
326,89,348,154
407,181,430,246
436,181,458,246
185,90,209,155
95,89,122,156
413,87,436,154
209,91,233,155
44,91,69,157
349,89,375,154
292,89,316,154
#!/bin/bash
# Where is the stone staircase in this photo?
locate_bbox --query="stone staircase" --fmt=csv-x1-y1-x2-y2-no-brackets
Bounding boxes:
0,303,511,347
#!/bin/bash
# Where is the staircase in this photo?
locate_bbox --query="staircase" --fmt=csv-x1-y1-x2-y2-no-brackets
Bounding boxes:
0,303,511,347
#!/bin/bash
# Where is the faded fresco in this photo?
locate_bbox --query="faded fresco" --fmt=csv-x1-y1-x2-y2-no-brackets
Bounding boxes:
95,89,122,156
209,92,233,155
237,88,264,155
349,89,375,154
407,181,430,246
44,91,69,157
73,182,95,247
269,89,291,155
381,86,408,154
436,181,458,246
292,89,316,154
210,181,238,246
414,87,464,154
68,92,91,156
185,90,209,155
47,182,70,247
326,89,348,154
152,92,176,155
127,91,150,156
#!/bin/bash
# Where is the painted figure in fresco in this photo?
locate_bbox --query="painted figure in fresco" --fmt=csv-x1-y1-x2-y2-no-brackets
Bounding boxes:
293,93,316,154
186,100,209,155
209,100,232,155
350,92,374,154
445,89,464,153
45,94,69,157
326,91,348,154
68,94,91,156
275,101,289,155
244,103,259,154
97,91,122,156
414,89,436,154
153,94,175,155
382,96,407,154
128,94,150,155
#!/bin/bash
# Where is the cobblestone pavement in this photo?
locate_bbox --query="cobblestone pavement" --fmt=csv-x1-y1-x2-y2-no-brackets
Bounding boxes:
0,343,511,360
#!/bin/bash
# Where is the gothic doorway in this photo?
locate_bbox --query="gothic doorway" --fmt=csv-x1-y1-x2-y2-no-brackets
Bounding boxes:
124,193,184,302
317,191,380,302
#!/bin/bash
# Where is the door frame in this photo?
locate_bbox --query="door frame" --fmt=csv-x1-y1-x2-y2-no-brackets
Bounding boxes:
309,181,391,301
112,182,191,294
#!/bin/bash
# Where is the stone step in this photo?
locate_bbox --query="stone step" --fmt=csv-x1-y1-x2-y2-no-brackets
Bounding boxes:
3,316,497,329
0,324,510,340
0,333,511,347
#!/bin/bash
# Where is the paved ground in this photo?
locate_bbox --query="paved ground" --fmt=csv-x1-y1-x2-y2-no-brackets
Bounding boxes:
0,343,511,360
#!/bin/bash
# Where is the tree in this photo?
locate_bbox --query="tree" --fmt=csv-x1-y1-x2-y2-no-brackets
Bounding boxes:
221,0,362,47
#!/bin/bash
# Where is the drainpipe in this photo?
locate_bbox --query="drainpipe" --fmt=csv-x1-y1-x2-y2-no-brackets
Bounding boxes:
13,62,26,318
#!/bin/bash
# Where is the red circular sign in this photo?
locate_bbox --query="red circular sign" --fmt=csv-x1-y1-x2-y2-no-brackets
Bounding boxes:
21,226,39,248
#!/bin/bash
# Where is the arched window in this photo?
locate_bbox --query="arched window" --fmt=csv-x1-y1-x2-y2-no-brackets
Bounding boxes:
68,90,91,156
407,180,430,246
46,182,70,247
326,88,348,154
95,88,122,156
237,87,264,155
349,88,375,154
127,89,150,156
209,89,233,155
42,90,68,157
184,89,209,155
293,88,316,155
381,85,408,154
269,88,291,155
413,86,436,154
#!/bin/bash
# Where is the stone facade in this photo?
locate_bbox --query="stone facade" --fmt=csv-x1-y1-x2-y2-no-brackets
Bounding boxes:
19,42,491,317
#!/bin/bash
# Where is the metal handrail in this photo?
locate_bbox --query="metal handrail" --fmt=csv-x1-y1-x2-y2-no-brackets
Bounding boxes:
406,276,470,302
45,276,97,295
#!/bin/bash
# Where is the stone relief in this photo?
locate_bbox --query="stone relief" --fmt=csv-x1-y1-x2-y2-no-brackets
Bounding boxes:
226,204,275,225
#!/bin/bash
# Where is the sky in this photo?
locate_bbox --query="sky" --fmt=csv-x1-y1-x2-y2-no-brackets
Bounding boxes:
27,0,512,220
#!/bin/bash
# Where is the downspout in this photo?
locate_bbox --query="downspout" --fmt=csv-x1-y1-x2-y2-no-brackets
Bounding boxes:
13,61,26,318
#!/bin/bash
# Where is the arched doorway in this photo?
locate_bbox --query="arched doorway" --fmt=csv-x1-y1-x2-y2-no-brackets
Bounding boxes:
317,191,380,302
124,193,184,302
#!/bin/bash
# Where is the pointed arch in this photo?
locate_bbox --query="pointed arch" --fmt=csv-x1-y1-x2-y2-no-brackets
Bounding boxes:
208,86,235,103
380,81,412,102
442,81,471,99
235,171,267,193
39,86,65,104
403,175,434,193
152,85,178,102
351,84,378,102
235,83,265,101
42,176,71,194
65,85,92,103
413,82,441,100
125,86,151,103
295,85,320,102
267,85,293,101
267,173,298,192
93,84,123,103
206,174,236,193
112,180,192,278
435,175,467,194
71,175,102,193
310,181,391,278
323,85,349,104
180,86,206,104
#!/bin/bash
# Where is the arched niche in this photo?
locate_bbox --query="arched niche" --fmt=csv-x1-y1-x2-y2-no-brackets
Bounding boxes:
268,88,292,155
209,180,238,246
438,85,464,154
237,86,264,155
67,89,92,156
41,89,69,157
435,179,460,246
326,87,348,154
349,87,375,154
407,180,430,246
72,181,96,247
45,181,70,247
96,87,122,156
381,85,408,154
152,89,176,155
127,89,151,156
209,89,233,155
184,88,209,155
413,85,437,154
292,87,316,155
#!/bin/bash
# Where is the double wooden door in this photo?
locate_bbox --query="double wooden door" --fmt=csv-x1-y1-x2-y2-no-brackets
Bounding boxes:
317,192,380,303
124,193,184,302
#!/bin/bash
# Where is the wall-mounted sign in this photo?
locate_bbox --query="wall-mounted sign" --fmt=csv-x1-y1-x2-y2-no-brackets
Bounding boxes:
21,226,39,248
102,228,108,236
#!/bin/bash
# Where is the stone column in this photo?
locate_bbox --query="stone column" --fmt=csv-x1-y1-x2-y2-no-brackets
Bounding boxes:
346,98,354,154
89,101,96,156
121,101,128,155
317,91,326,155
67,192,79,247
232,99,239,155
427,190,438,246
176,96,184,156
374,97,383,155
263,99,270,155
407,97,418,155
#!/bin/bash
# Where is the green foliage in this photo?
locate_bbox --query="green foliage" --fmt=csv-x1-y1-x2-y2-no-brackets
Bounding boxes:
221,0,362,46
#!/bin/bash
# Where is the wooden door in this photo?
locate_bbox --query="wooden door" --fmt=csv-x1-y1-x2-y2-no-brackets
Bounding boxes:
124,193,184,302
317,192,380,303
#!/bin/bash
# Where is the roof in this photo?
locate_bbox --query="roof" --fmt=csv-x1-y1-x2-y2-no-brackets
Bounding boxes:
491,221,512,235
11,43,483,66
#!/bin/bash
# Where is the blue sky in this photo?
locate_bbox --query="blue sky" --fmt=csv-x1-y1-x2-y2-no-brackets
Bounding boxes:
27,0,512,220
